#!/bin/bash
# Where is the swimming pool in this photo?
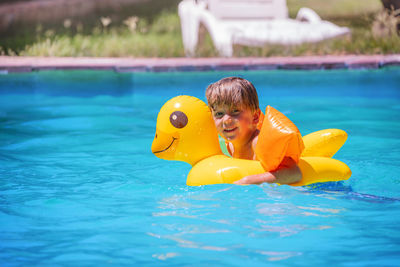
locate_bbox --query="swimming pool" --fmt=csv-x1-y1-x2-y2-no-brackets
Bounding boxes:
1,68,399,266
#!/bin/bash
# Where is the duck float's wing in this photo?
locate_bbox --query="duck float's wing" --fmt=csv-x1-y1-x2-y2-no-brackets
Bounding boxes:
187,155,265,186
301,129,348,157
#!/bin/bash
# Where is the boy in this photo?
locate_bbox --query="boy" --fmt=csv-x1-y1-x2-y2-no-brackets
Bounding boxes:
205,77,302,185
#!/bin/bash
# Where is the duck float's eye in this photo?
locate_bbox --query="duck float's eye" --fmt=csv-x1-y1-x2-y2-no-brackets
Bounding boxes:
170,111,188,129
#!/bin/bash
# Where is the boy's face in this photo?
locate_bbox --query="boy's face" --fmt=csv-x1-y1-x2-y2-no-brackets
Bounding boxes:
211,104,259,144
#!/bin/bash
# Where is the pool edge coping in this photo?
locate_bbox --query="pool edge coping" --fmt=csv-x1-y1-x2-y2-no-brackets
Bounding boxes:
1,55,400,73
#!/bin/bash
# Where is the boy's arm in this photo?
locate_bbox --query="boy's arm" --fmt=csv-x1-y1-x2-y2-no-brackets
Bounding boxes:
233,157,302,185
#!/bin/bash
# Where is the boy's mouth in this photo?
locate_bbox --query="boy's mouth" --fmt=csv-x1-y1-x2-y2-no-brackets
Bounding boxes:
223,127,238,133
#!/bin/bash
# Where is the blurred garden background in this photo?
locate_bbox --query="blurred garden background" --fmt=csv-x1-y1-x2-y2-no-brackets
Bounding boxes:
0,0,399,57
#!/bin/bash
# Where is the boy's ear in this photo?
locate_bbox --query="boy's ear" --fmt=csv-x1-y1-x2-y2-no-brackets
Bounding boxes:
253,109,261,125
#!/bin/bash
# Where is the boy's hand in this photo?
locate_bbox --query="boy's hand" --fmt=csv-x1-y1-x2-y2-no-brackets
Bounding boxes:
233,158,302,185
233,173,276,185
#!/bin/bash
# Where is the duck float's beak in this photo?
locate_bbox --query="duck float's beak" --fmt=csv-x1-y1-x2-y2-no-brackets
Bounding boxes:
151,128,179,160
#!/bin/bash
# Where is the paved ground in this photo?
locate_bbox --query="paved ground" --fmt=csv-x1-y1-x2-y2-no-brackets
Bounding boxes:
1,55,400,73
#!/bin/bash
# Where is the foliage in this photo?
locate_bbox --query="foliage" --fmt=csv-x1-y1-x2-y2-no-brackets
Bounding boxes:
372,8,400,38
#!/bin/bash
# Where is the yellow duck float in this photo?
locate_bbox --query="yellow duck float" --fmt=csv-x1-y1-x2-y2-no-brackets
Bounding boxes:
151,95,351,186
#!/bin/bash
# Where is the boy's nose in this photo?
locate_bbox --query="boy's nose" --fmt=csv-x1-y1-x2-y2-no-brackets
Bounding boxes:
222,115,233,125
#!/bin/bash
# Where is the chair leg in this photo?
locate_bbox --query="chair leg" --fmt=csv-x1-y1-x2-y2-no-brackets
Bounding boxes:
178,0,234,57
178,0,200,56
202,19,234,56
213,35,233,57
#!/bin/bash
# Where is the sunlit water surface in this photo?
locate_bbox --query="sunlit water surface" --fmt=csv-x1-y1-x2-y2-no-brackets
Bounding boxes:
1,69,399,266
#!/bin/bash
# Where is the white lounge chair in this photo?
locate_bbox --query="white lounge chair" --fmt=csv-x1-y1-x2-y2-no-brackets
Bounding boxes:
178,0,350,57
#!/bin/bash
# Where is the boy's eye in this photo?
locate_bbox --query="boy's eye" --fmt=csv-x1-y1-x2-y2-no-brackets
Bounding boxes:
232,110,241,115
214,111,224,117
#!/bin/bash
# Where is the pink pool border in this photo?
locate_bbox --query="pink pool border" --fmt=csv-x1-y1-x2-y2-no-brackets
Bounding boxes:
1,55,400,72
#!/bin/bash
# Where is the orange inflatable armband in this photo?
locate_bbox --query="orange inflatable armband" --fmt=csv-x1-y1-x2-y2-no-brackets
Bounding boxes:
255,106,304,172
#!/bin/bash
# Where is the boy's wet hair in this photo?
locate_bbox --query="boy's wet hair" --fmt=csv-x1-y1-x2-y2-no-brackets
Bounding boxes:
206,77,259,112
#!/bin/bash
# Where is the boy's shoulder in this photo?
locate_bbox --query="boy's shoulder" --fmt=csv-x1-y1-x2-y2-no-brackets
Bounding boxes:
251,132,259,151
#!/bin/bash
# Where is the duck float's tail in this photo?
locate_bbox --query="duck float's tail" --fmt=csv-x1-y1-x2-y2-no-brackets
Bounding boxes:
290,129,351,186
302,129,348,157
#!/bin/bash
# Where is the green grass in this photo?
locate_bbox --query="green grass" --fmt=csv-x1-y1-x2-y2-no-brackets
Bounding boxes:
2,0,400,57
286,0,382,19
18,31,185,57
13,12,185,57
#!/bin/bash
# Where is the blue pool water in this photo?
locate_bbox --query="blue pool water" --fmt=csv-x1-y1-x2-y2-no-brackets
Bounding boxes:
1,68,400,266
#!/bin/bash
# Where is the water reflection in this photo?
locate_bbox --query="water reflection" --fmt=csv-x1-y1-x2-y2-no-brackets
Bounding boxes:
255,250,302,261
